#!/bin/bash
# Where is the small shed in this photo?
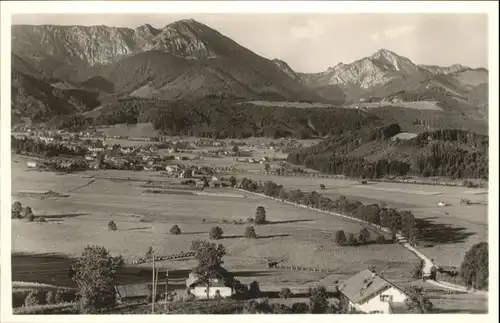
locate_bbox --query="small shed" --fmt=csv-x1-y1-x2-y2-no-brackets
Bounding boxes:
114,283,151,304
115,282,167,304
26,161,37,168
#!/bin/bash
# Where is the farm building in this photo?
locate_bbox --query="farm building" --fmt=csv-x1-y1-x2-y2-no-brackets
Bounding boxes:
338,269,408,314
209,179,222,188
114,282,167,304
165,165,180,174
186,267,234,299
26,161,37,168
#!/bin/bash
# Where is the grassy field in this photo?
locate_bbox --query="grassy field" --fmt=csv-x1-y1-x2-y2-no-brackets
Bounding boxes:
245,101,336,108
10,149,489,313
12,157,419,290
231,173,488,268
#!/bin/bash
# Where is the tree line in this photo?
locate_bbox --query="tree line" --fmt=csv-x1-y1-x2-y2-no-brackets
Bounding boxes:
238,178,418,243
49,96,381,139
288,128,488,180
11,136,87,157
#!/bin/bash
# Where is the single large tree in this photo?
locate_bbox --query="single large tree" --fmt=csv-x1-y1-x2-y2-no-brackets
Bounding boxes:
255,206,267,224
71,245,123,313
460,241,488,290
191,240,226,300
404,286,433,313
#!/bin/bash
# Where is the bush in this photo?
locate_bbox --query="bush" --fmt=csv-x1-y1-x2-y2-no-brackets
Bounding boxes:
272,303,292,314
357,228,371,244
244,226,257,238
279,287,293,299
244,299,272,314
54,290,63,303
26,212,35,222
24,290,39,307
291,302,309,314
12,201,22,219
202,218,207,223
247,217,255,224
36,216,47,223
255,206,267,224
209,226,223,240
21,206,33,219
319,184,326,190
248,281,260,298
335,230,347,245
309,285,329,313
413,260,424,279
107,221,117,231
346,233,357,246
169,225,181,235
375,235,386,244
45,291,55,305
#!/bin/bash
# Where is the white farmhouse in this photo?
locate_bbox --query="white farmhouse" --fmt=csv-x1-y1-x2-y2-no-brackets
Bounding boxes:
26,161,37,168
185,267,233,300
339,269,408,314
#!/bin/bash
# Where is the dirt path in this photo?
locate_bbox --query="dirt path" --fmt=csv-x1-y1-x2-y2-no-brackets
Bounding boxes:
66,179,96,193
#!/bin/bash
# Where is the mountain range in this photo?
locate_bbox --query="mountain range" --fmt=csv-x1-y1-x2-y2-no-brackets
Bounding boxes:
11,19,488,126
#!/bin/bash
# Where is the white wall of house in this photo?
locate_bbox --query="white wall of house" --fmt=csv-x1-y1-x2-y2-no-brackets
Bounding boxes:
26,161,37,168
358,287,407,314
191,286,233,299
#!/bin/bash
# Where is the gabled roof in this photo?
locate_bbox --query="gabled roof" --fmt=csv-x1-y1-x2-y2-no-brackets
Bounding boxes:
115,283,150,298
339,269,403,304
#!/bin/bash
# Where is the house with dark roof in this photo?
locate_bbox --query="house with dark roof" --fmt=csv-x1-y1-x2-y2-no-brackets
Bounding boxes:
114,282,167,304
338,269,408,314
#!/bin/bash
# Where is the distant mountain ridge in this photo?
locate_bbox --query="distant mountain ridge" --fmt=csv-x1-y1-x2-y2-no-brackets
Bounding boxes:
12,19,339,105
11,19,487,127
295,48,488,105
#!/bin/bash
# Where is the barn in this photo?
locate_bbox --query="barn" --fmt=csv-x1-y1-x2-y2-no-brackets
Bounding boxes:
114,282,167,304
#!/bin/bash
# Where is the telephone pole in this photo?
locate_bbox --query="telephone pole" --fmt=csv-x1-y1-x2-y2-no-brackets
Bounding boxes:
164,270,169,311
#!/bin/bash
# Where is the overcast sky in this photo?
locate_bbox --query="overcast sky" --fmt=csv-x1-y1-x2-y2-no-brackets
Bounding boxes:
12,14,488,73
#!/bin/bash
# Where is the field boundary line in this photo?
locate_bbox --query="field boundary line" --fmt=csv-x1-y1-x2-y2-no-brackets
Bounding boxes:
234,188,483,294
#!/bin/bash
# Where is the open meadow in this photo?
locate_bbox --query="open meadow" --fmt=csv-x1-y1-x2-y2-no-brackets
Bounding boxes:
10,151,488,312
12,157,419,289
230,172,488,269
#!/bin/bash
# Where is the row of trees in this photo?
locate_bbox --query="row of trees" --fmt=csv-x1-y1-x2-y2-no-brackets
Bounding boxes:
334,228,388,246
238,178,419,243
11,136,87,157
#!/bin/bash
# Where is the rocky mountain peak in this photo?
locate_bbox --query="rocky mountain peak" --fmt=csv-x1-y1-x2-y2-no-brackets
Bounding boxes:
135,23,159,37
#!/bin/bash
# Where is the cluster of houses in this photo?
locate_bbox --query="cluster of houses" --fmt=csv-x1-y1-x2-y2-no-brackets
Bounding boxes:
113,268,412,314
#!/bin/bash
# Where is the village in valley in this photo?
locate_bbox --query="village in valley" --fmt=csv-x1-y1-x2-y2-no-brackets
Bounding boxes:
6,8,491,317
10,123,489,314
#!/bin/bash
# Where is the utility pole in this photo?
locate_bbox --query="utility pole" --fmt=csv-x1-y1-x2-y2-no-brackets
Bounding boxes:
152,248,155,314
164,270,169,311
